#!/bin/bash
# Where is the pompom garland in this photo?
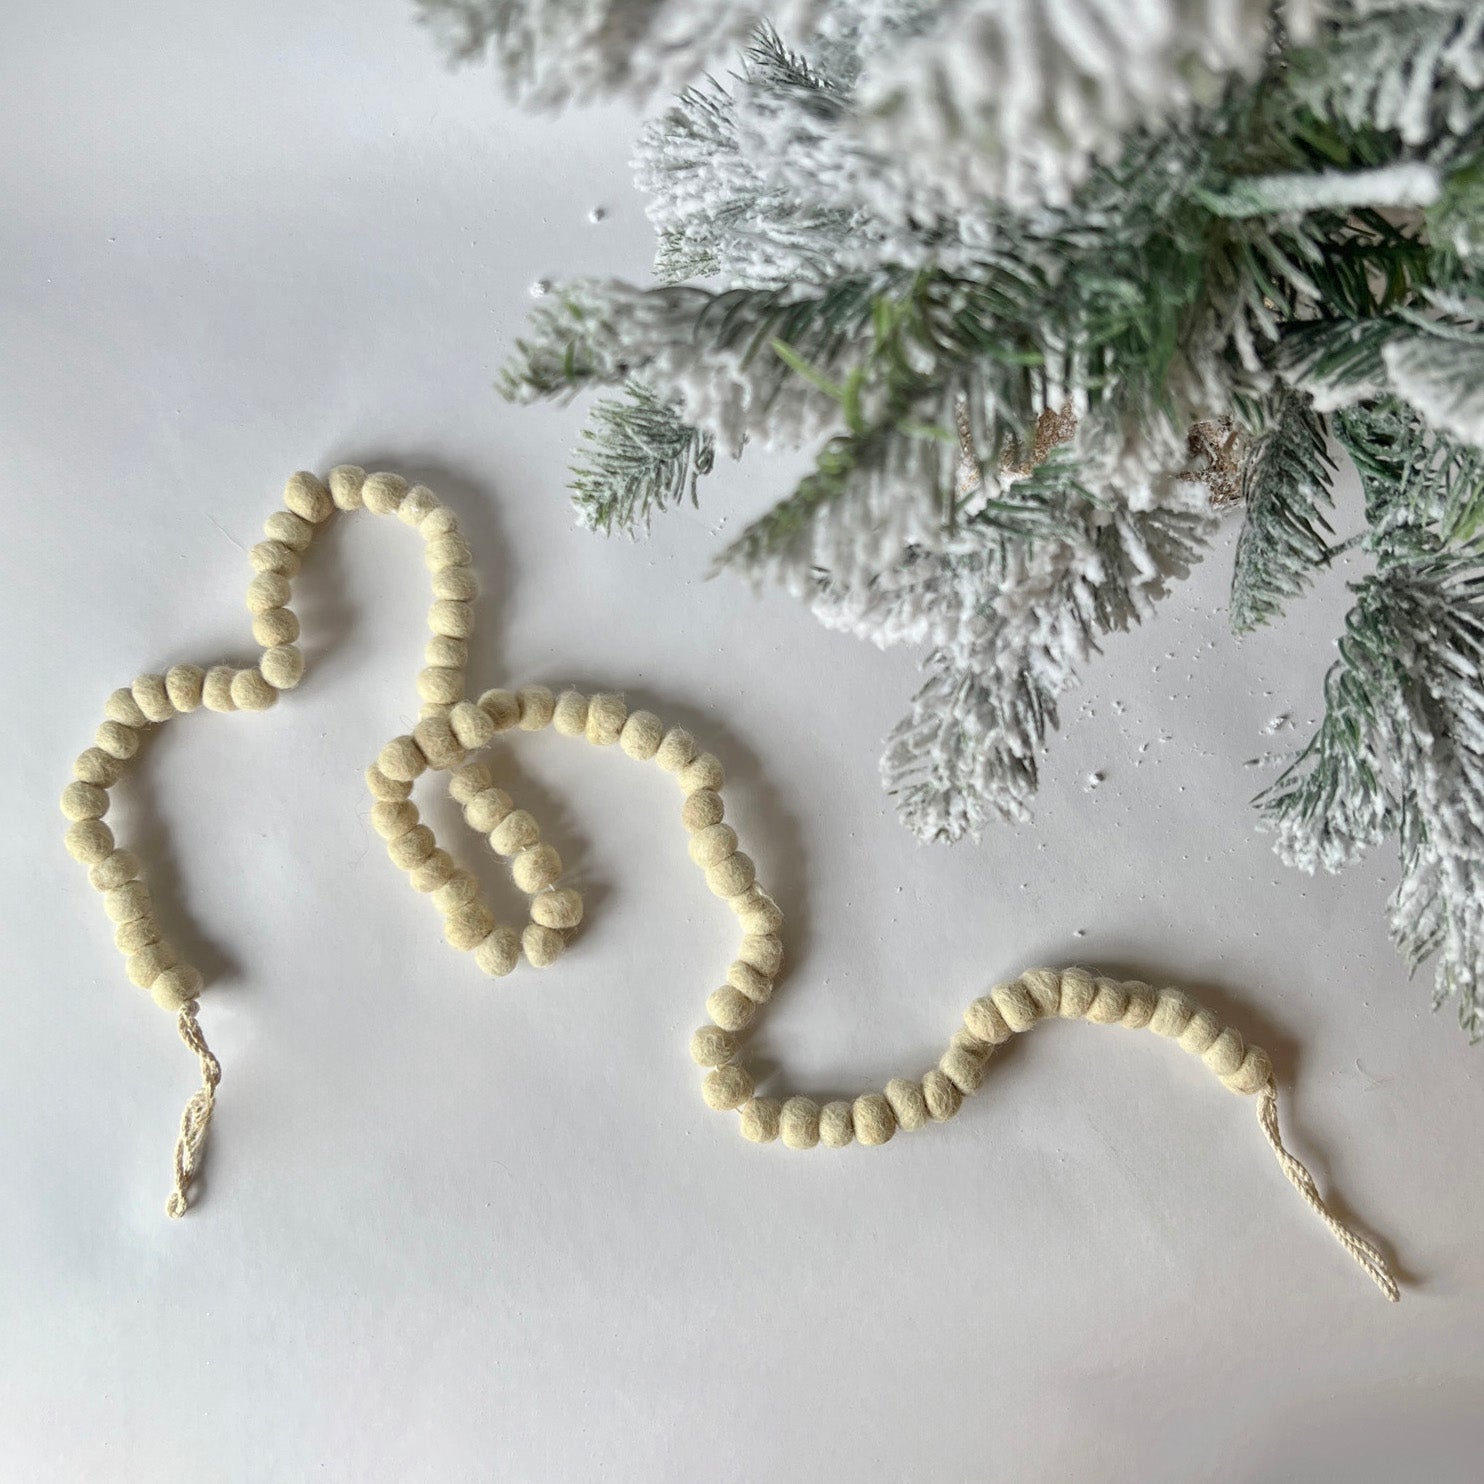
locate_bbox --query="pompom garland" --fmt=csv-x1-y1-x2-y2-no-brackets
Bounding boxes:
59,468,1400,1302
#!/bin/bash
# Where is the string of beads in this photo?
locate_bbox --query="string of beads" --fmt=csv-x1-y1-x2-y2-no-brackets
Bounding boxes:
61,469,1399,1301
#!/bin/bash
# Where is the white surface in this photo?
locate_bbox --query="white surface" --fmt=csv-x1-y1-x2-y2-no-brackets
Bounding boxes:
3,4,1482,1480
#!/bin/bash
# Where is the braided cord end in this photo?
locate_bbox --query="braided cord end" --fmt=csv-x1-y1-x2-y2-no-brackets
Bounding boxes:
165,1005,221,1218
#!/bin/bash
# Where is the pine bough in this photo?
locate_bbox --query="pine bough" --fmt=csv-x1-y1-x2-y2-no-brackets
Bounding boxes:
425,0,1484,1036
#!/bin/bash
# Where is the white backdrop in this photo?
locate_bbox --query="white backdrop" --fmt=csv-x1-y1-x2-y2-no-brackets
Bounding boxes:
3,3,1482,1480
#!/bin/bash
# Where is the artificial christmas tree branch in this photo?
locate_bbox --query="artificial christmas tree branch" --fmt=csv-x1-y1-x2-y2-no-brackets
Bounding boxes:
434,1,1484,1033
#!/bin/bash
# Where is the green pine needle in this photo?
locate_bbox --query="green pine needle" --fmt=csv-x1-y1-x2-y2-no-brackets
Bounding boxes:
1230,389,1337,634
571,382,715,535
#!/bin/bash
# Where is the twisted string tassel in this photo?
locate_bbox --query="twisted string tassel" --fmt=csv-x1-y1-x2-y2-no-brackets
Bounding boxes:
1256,1078,1399,1301
165,1005,221,1218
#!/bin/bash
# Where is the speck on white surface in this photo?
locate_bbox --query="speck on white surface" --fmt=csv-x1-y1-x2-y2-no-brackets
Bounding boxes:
1,4,1482,1482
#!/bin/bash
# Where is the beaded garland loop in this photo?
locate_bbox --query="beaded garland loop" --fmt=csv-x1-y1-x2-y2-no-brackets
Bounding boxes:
61,468,1399,1302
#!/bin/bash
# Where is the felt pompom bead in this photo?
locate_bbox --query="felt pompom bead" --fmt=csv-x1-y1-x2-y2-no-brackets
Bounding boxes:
398,485,441,527
428,600,473,639
425,533,471,571
478,689,520,732
512,844,562,894
726,961,772,1004
95,721,139,760
152,964,204,1012
231,669,278,711
202,666,238,712
66,819,115,864
677,753,724,794
284,471,333,524
688,824,737,868
702,1064,754,1111
409,850,457,893
706,986,757,1033
260,645,304,690
940,1042,990,1096
61,781,109,821
251,540,301,577
115,918,160,954
378,735,426,783
388,825,436,870
73,748,123,787
449,701,494,750
247,573,291,614
516,686,555,731
104,880,151,924
328,464,366,509
104,688,149,728
413,715,465,771
253,608,300,647
552,690,589,736
426,635,467,670
166,665,206,712
731,887,784,936
655,727,696,774
464,787,512,832
690,1025,737,1067
681,790,724,832
420,508,460,540
371,801,419,840
474,927,522,978
920,1069,962,1123
818,1101,855,1148
365,765,412,801
1150,988,1196,1039
739,1097,781,1144
132,674,175,723
522,923,565,968
444,902,496,951
853,1093,896,1146
463,789,512,834
127,940,179,989
489,810,539,856
884,1078,929,1133
89,850,140,892
619,711,663,760
264,510,314,552
780,1097,821,1150
706,853,756,899
531,888,583,930
448,762,492,803
432,870,478,914
737,934,783,977
361,471,408,516
584,692,626,746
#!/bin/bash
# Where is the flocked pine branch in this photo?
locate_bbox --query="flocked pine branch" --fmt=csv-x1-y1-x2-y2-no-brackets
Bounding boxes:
878,476,1213,839
1283,0,1484,153
425,0,1338,211
851,0,1327,212
1230,388,1336,632
441,0,1484,1031
635,26,862,290
1261,400,1484,1032
1383,333,1484,452
570,381,715,534
1261,543,1484,1037
1337,394,1484,546
416,0,767,104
